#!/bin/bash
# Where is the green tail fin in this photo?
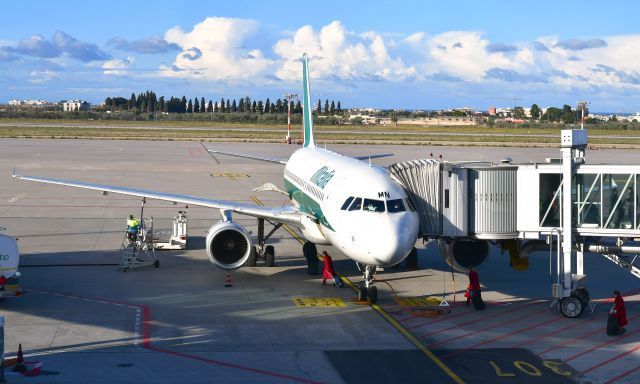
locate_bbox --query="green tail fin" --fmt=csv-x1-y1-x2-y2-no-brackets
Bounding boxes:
302,53,316,148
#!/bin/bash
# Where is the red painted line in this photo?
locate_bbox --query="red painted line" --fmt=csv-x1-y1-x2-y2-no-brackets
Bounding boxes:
417,300,543,338
603,362,640,384
514,301,640,349
146,345,325,384
25,288,324,383
442,315,561,359
564,328,640,363
407,299,531,331
538,310,640,356
141,305,151,349
427,307,548,349
583,341,640,374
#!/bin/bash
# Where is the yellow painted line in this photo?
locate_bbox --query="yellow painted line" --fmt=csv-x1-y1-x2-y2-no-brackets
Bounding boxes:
250,195,465,384
395,297,443,307
211,172,250,180
293,298,347,307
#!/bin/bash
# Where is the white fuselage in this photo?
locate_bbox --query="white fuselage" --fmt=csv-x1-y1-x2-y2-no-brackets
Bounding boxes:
284,147,419,266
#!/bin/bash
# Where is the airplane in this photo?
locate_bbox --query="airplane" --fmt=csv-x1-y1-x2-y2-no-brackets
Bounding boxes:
12,54,420,304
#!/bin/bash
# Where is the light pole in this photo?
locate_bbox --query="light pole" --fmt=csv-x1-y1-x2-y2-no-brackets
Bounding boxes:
577,100,590,130
283,93,298,144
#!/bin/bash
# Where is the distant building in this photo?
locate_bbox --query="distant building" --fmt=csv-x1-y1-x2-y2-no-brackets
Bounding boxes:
8,99,51,107
63,100,90,112
488,106,497,116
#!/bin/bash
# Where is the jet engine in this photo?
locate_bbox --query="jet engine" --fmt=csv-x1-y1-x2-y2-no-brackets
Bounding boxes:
439,239,489,272
205,221,252,270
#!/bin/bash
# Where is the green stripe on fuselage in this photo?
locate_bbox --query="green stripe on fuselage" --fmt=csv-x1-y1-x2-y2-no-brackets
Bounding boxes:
284,177,334,232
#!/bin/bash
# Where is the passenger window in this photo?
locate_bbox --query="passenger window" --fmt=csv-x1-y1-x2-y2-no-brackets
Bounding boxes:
363,198,385,212
387,199,406,213
348,197,362,211
340,196,354,210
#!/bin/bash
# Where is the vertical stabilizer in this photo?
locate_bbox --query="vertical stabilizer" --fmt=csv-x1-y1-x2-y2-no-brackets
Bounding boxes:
302,53,316,148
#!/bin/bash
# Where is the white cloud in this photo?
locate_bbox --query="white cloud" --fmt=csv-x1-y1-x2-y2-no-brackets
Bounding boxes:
273,21,415,81
160,17,272,80
102,56,134,75
29,69,58,84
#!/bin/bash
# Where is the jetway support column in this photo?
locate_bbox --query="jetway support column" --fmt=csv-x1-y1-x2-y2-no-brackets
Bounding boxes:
557,129,589,318
561,146,573,298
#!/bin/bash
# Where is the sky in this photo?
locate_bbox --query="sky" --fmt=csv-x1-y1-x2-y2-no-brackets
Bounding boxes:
1,0,639,112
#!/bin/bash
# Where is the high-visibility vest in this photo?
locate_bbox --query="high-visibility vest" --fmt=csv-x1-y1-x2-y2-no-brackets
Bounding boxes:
127,218,140,229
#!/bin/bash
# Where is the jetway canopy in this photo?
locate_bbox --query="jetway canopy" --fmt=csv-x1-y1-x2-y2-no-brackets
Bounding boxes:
390,160,518,239
390,159,640,240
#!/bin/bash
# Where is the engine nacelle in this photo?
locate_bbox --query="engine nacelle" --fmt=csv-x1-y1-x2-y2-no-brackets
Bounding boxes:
205,221,252,270
439,239,489,272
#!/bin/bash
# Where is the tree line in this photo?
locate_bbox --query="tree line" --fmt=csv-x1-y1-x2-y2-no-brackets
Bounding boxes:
104,91,342,116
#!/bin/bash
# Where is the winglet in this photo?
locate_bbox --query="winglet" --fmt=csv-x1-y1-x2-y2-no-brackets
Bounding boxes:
11,167,18,180
302,53,316,148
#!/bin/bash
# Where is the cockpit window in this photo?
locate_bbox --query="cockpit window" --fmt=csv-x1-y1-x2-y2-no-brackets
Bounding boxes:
387,199,406,213
363,198,385,212
340,196,354,210
348,197,362,211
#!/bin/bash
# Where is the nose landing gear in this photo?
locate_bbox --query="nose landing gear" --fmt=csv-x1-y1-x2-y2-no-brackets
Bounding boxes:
356,264,378,304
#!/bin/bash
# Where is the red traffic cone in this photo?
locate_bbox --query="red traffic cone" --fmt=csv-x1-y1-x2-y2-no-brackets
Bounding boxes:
13,343,26,372
224,271,233,288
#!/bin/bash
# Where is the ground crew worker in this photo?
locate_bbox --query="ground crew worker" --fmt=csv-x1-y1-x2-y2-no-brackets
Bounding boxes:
126,215,140,241
465,267,484,309
322,251,344,288
613,290,628,333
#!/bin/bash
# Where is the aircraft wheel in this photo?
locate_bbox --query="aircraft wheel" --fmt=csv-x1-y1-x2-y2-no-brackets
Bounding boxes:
154,260,160,269
265,245,275,267
246,246,257,267
368,286,378,304
561,296,584,318
357,287,368,301
303,242,319,275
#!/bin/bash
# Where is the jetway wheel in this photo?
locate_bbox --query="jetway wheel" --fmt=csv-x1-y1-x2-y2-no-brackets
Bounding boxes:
154,260,160,269
560,296,584,318
265,245,275,267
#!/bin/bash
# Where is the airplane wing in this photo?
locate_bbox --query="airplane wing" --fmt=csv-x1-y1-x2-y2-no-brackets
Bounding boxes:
352,153,394,161
206,148,392,164
11,170,305,226
206,149,288,164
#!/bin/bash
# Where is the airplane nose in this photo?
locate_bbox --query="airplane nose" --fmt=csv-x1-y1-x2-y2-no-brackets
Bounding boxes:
366,213,419,266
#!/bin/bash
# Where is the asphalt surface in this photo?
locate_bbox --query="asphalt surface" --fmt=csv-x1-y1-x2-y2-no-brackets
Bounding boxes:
1,139,640,383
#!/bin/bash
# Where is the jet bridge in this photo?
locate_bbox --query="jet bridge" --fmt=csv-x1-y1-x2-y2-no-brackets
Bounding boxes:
390,129,640,318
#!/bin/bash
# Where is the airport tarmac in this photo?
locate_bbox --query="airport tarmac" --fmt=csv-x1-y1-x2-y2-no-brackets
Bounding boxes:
1,139,640,383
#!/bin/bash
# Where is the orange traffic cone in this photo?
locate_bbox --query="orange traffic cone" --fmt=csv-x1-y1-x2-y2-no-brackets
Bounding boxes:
12,344,26,372
224,271,233,288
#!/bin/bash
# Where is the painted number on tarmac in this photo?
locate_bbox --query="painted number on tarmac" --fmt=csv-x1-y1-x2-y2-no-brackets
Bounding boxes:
395,297,442,307
293,298,347,307
490,360,573,378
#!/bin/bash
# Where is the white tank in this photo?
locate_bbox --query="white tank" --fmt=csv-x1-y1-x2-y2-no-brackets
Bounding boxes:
0,234,19,278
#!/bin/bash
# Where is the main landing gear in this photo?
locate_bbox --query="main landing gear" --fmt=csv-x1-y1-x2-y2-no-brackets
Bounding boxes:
303,241,320,275
246,218,281,267
357,264,378,304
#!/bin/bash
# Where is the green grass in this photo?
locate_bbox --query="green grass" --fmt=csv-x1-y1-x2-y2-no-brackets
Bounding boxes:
0,119,638,146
